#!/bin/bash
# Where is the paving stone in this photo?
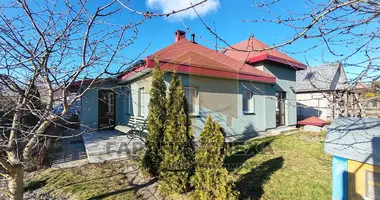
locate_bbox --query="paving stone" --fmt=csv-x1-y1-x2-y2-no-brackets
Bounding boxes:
82,131,145,163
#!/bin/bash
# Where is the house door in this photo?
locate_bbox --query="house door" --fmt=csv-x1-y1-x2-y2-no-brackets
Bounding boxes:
276,92,286,127
98,90,116,129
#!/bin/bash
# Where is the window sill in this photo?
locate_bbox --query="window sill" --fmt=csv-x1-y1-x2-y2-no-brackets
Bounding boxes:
189,114,200,118
243,112,255,115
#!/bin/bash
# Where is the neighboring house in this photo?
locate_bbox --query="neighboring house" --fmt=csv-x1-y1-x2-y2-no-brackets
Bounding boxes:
77,30,306,141
296,62,347,121
325,117,380,200
354,82,370,94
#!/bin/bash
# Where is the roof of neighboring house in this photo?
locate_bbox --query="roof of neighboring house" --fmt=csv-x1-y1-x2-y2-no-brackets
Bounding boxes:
68,78,116,91
296,62,347,93
325,117,380,166
120,31,276,83
354,82,370,90
221,37,307,70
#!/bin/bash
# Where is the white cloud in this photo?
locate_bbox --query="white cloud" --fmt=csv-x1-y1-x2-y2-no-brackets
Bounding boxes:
147,0,220,20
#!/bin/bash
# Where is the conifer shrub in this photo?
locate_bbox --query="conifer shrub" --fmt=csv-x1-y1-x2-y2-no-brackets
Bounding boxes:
142,62,167,176
159,72,195,195
191,116,238,200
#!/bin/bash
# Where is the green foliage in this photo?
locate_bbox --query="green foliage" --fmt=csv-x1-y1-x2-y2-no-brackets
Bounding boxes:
191,116,238,200
143,62,167,176
159,72,195,195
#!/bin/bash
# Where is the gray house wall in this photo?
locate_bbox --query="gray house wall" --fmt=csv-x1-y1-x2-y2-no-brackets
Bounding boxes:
253,62,297,127
79,62,298,140
163,73,272,141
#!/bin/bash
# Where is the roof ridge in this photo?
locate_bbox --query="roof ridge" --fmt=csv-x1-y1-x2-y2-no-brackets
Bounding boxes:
148,38,272,75
224,37,306,69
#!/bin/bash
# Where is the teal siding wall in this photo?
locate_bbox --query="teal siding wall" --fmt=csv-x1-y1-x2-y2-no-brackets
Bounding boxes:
81,89,98,129
120,86,131,125
261,62,297,126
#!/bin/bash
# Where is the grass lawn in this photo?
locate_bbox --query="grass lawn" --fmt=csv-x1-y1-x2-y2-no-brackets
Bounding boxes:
24,131,331,200
24,161,138,200
226,131,332,200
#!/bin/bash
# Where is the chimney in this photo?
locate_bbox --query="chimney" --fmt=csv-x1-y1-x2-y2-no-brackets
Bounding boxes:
174,30,186,42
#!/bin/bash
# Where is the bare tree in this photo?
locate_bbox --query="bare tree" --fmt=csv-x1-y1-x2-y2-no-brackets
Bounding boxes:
0,0,211,198
0,0,145,199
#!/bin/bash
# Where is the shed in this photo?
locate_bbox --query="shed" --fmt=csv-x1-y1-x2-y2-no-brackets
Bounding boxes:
324,117,380,200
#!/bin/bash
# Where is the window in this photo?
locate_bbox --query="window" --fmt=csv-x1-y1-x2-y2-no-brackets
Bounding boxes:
138,88,145,117
185,87,199,116
242,91,255,114
125,91,131,115
304,72,315,80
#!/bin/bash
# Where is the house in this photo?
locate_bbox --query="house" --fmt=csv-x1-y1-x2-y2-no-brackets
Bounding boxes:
325,117,380,200
296,62,348,121
77,30,306,141
354,82,370,94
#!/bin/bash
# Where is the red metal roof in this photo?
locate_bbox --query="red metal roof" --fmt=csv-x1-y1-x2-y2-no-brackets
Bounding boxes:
354,82,369,90
223,37,307,70
121,38,276,83
298,116,330,127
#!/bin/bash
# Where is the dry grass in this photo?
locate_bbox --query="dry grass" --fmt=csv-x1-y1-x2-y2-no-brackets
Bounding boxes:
25,161,137,200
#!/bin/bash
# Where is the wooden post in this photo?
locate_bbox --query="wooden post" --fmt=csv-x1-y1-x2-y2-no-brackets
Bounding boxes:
354,93,366,117
350,92,354,117
344,91,348,117
332,92,336,119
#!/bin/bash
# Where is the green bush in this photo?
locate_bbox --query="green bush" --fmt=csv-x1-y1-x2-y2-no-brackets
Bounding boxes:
159,72,195,195
142,62,167,176
191,116,238,200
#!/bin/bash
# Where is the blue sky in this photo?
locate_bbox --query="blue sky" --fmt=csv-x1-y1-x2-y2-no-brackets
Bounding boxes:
115,0,378,82
121,0,315,62
2,0,377,82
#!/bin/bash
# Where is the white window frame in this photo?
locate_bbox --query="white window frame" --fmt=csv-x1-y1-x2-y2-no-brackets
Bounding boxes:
242,91,255,114
138,87,145,117
185,87,199,116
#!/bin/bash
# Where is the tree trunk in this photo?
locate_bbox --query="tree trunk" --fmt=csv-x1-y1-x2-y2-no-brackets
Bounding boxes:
6,165,24,200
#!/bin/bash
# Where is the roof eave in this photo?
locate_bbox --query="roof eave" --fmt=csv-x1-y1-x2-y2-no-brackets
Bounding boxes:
119,59,276,84
247,54,307,70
